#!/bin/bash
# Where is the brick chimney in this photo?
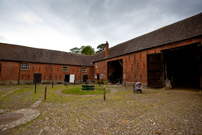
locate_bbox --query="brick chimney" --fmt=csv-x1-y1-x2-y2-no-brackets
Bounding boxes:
105,41,109,57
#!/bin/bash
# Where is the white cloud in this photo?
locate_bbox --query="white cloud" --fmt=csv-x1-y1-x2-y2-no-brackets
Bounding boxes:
20,12,43,24
0,0,202,53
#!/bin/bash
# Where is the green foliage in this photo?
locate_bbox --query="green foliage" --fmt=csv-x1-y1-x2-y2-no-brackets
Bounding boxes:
81,46,95,55
70,47,81,54
104,81,109,85
97,80,104,84
62,85,110,95
70,45,95,55
96,43,105,53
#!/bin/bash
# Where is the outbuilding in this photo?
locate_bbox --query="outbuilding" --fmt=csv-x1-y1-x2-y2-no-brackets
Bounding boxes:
0,12,202,91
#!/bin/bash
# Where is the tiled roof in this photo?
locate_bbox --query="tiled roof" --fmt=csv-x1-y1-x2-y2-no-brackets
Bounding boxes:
1,13,202,65
93,12,202,62
0,43,94,66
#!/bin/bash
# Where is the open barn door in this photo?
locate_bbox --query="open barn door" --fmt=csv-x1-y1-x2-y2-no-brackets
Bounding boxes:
147,53,164,87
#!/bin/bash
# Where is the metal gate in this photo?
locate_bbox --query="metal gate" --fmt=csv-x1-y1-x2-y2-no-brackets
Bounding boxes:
34,74,42,84
147,53,164,87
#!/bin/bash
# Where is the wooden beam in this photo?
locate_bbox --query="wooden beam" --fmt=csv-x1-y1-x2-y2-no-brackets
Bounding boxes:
119,61,123,67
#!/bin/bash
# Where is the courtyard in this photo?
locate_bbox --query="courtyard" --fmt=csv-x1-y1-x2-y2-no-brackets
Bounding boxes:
0,84,202,135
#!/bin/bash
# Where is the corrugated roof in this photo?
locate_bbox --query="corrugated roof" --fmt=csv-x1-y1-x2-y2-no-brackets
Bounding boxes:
0,43,94,66
93,12,202,62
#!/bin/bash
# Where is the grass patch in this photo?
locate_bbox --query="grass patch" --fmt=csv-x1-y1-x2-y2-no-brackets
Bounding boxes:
62,85,110,95
0,85,45,109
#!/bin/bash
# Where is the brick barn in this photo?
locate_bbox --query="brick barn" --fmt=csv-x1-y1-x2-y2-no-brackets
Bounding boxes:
0,12,202,90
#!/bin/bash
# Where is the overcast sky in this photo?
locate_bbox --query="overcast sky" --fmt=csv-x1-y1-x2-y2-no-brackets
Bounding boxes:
0,0,202,52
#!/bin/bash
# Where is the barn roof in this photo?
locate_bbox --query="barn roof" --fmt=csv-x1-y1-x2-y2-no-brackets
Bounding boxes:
0,43,94,66
93,12,202,62
1,13,202,65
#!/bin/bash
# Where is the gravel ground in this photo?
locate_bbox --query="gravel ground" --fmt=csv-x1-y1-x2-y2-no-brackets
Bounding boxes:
0,85,202,135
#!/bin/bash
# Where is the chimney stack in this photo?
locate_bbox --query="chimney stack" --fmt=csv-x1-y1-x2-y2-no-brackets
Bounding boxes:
105,41,109,57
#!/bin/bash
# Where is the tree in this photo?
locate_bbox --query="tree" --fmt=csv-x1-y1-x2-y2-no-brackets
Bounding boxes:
96,43,105,53
70,47,81,54
81,46,95,55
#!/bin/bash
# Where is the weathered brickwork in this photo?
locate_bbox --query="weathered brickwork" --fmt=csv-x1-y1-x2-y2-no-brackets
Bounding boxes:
94,36,202,85
1,37,201,85
0,61,94,84
0,61,19,84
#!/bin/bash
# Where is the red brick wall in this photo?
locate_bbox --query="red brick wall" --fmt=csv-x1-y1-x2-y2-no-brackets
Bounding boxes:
0,61,19,84
0,61,94,84
94,36,202,84
1,36,201,85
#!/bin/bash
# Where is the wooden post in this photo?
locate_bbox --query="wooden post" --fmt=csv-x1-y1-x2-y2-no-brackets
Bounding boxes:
44,85,47,101
99,81,100,86
35,83,36,93
52,81,53,88
104,86,106,101
133,83,135,93
124,82,126,88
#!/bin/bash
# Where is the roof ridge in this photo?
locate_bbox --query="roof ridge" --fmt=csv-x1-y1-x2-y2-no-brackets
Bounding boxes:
0,42,93,57
109,12,202,50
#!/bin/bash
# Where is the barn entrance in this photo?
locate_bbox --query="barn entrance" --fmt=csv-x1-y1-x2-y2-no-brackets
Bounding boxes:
83,75,88,82
64,74,70,82
107,59,123,84
163,43,201,89
34,74,41,84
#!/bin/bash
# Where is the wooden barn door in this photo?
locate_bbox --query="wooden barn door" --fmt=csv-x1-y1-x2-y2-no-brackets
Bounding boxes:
147,53,164,87
34,74,42,84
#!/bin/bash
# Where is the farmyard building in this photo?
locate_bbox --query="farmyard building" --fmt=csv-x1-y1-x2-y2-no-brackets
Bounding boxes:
0,13,202,90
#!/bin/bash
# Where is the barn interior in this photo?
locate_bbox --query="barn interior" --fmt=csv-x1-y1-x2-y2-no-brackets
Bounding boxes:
163,43,201,89
107,59,123,84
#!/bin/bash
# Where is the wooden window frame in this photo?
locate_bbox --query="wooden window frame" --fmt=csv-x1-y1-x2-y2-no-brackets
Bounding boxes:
21,64,30,70
62,66,69,72
82,67,87,72
95,63,98,68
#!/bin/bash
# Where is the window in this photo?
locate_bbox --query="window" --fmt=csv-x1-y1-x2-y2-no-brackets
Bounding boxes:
82,67,87,72
21,64,30,70
62,66,69,72
95,63,98,68
0,63,2,75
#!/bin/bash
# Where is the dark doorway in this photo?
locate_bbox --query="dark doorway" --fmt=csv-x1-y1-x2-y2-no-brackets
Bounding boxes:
34,74,41,84
107,59,123,84
64,74,70,82
147,53,164,87
163,44,200,89
97,74,100,81
83,75,88,82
